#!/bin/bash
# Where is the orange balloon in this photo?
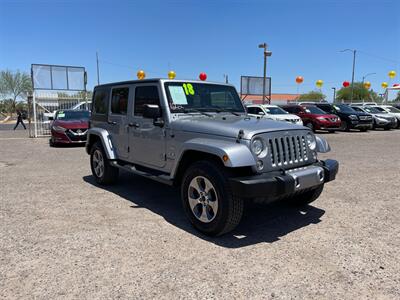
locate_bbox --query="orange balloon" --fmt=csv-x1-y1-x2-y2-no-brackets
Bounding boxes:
295,76,304,84
137,70,146,80
363,81,371,89
381,82,388,89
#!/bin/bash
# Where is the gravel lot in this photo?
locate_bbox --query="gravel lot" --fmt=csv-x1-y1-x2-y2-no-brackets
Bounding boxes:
1,126,399,299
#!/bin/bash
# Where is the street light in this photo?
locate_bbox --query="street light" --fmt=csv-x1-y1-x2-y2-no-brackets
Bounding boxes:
340,49,357,102
258,43,272,104
331,87,336,103
362,72,376,83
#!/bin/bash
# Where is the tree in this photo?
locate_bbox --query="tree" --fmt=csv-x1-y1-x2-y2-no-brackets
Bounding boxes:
297,91,326,101
395,91,400,102
0,70,32,113
335,82,379,102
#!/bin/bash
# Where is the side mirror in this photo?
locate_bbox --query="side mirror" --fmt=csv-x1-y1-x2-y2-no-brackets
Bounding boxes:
258,111,265,115
143,104,161,119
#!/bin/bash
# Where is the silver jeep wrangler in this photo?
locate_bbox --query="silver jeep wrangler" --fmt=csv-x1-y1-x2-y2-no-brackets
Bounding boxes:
86,79,339,236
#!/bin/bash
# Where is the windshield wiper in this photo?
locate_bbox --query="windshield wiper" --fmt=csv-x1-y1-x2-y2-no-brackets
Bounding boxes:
211,106,241,116
182,108,213,117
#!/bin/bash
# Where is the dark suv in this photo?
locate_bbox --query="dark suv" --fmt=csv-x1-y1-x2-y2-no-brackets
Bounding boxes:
280,104,341,132
305,103,373,132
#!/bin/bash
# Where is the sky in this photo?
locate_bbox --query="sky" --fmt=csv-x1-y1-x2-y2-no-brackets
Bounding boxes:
1,0,399,100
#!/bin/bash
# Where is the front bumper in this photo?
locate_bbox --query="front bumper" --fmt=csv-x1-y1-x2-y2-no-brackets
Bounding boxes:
229,159,339,199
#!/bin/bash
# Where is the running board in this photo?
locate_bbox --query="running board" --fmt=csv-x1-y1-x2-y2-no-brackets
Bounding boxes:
110,161,173,186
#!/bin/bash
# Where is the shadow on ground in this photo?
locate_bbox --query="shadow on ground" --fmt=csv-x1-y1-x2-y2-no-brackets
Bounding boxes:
83,172,325,248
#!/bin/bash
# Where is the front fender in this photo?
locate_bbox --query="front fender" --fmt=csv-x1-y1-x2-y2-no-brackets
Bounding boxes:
172,138,256,176
86,128,117,160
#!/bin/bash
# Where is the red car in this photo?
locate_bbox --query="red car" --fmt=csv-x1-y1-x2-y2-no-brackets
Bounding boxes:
280,104,341,132
50,110,90,146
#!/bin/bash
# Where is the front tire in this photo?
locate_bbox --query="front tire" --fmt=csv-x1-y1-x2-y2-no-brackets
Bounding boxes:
90,141,119,185
288,184,324,206
306,122,315,132
181,160,243,236
340,120,350,132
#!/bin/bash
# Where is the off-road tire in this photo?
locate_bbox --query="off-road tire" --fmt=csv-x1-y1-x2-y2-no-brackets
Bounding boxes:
360,128,368,132
181,160,244,236
90,141,119,185
287,184,324,206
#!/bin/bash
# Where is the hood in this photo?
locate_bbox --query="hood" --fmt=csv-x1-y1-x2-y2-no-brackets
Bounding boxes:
271,114,301,121
171,114,307,139
53,119,89,129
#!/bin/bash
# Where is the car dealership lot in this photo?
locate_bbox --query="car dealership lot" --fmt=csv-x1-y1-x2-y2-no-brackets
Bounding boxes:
1,128,399,299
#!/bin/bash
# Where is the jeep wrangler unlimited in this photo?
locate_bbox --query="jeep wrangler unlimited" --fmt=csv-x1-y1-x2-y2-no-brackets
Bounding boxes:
86,79,339,236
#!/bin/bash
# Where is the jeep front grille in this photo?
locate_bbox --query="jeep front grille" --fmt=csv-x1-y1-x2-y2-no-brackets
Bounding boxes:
268,135,308,167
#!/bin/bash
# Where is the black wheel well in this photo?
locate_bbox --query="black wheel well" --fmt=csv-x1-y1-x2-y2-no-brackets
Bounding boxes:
87,134,101,154
173,150,253,186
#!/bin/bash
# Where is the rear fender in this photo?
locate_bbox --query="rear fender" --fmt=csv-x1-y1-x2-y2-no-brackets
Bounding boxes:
86,128,117,160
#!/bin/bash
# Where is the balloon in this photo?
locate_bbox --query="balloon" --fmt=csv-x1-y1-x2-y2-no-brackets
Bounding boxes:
393,83,400,87
295,76,304,84
363,81,371,89
199,72,207,81
137,70,146,80
388,70,396,79
343,81,350,87
168,70,176,79
381,82,388,89
316,79,323,88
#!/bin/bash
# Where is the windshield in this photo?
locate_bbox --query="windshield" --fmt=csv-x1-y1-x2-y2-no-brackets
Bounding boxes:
385,106,400,113
56,110,90,120
334,104,356,113
304,106,327,114
264,106,288,115
372,106,388,113
164,82,245,113
363,106,382,114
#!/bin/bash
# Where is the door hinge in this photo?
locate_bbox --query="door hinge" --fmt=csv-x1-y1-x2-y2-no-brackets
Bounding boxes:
127,146,130,153
163,153,167,161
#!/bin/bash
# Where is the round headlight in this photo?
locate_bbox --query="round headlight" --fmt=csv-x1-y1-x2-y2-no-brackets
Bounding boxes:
251,138,264,156
306,133,316,150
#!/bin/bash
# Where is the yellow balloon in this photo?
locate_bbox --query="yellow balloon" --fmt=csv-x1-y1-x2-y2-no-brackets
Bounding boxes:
316,79,323,88
363,81,371,89
137,70,146,80
388,70,396,79
168,70,176,79
381,82,388,89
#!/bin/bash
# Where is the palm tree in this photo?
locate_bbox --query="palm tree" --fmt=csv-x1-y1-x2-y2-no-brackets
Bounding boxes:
0,70,32,113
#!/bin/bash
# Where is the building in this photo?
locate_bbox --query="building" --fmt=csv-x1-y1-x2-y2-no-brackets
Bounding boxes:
241,93,300,105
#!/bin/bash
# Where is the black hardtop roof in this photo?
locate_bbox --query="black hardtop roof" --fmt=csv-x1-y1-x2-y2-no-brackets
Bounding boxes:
94,79,161,89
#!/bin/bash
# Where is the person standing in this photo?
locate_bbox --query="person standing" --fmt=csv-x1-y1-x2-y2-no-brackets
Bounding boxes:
14,110,26,130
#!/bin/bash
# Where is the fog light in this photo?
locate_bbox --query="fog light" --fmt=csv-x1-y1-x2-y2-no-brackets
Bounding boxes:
256,160,264,171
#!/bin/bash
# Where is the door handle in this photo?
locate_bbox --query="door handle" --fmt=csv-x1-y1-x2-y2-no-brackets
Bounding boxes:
128,122,140,128
107,121,117,125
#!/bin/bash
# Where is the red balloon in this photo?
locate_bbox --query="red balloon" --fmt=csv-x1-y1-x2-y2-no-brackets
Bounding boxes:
199,72,207,81
393,83,400,87
343,81,350,87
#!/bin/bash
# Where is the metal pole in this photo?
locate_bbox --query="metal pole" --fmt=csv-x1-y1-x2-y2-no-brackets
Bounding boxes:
350,50,356,102
96,52,100,85
32,91,37,138
331,87,336,103
263,48,267,105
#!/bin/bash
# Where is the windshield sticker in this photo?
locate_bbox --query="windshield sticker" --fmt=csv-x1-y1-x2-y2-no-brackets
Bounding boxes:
182,83,195,95
333,105,340,111
58,113,65,118
305,109,311,113
169,86,188,105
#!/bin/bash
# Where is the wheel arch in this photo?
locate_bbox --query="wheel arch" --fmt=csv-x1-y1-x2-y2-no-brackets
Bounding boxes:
86,128,117,160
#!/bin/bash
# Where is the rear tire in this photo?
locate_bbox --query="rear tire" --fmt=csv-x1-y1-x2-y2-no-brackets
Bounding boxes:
340,120,350,132
328,130,335,133
287,184,324,206
181,160,243,236
360,128,368,132
90,141,119,185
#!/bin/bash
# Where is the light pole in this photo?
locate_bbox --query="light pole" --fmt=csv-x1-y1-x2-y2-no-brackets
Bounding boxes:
340,49,356,102
331,87,336,103
362,72,376,83
258,43,272,104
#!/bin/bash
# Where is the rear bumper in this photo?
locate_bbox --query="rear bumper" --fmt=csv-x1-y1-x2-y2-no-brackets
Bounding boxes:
229,159,339,199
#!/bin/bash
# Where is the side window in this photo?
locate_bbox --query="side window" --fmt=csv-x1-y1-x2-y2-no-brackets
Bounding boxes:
93,89,109,114
248,107,262,114
111,87,129,115
134,86,160,116
283,107,293,113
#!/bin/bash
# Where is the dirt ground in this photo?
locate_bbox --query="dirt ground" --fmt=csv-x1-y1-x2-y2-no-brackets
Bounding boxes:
0,126,399,299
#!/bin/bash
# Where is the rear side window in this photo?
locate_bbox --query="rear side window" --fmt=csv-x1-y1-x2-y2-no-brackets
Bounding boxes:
93,89,109,114
282,106,296,113
247,107,263,114
134,86,160,116
111,87,129,115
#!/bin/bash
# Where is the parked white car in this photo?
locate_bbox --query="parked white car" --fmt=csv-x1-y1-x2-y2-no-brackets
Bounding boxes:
373,105,400,128
247,104,303,125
